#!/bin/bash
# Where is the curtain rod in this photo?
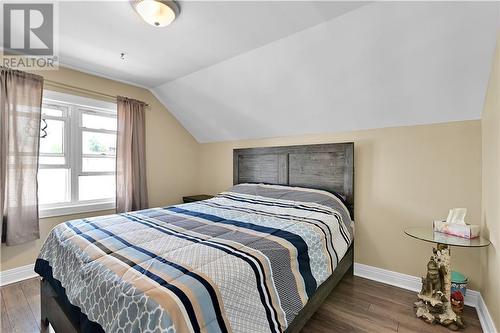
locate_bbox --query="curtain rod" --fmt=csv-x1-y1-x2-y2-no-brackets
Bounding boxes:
44,79,150,107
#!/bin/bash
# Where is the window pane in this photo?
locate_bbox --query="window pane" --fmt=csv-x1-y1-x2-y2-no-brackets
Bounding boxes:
42,104,66,117
38,169,70,204
82,131,116,156
82,113,117,131
39,156,65,165
40,119,64,154
79,175,115,200
82,157,115,172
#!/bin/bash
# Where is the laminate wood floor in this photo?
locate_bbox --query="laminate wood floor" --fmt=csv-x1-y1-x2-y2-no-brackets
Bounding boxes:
0,274,483,333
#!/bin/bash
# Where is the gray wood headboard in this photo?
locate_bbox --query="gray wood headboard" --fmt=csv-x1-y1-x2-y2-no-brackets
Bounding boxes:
233,143,354,217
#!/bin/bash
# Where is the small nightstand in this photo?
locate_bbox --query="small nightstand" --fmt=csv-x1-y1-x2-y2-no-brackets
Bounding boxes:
182,194,214,203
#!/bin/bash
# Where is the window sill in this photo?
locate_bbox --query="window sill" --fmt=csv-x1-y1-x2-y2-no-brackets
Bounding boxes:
39,201,115,218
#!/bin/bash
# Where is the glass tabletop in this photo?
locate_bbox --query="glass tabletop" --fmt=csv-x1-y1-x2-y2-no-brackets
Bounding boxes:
404,227,491,247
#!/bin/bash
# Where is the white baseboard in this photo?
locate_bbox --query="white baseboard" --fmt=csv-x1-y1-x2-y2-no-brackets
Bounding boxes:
477,293,498,333
0,264,37,286
354,262,422,293
354,263,497,333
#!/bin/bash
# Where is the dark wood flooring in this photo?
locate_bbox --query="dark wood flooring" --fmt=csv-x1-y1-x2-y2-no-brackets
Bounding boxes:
0,275,483,333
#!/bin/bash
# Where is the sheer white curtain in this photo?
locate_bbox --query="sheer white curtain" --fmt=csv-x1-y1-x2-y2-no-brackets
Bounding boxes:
116,96,148,213
1,67,44,245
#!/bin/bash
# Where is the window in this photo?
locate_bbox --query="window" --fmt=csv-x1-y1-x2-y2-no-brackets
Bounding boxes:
38,91,117,218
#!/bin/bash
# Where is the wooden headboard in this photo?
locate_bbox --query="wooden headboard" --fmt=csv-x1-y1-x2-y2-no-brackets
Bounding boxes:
233,143,354,217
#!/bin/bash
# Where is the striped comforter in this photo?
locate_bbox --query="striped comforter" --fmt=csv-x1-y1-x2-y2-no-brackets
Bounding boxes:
36,184,353,333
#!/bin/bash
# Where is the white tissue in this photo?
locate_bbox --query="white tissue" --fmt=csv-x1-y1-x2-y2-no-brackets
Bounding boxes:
445,208,467,225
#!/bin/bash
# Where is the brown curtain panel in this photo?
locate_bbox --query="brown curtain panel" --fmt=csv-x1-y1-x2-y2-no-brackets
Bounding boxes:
116,96,148,213
1,68,43,245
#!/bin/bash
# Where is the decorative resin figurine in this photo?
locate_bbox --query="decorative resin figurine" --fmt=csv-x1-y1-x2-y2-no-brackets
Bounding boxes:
414,244,465,330
422,257,444,298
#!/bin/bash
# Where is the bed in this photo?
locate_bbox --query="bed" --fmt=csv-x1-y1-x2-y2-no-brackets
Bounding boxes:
36,143,354,333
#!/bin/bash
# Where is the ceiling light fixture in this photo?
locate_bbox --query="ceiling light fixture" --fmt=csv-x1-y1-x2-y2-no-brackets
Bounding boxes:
131,0,179,27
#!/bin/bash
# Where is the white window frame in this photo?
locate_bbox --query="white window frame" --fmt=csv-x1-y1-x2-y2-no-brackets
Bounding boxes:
39,91,117,218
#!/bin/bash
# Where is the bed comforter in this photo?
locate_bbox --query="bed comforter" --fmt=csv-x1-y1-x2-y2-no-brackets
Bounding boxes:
35,183,353,333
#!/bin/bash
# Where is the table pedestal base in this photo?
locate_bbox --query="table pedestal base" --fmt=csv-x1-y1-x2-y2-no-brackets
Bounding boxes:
414,244,465,331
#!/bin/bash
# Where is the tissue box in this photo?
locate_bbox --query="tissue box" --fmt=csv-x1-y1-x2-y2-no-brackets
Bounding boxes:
433,221,480,239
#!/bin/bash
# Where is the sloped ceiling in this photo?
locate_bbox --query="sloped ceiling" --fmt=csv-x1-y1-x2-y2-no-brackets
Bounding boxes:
153,1,500,143
56,1,367,87
7,1,498,142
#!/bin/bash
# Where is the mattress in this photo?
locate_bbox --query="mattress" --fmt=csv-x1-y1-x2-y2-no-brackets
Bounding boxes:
35,183,353,333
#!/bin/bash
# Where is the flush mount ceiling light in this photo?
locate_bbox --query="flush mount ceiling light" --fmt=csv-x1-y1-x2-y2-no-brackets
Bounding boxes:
131,0,180,27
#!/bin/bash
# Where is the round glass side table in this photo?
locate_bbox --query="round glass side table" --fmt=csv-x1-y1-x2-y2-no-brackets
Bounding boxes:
404,227,490,330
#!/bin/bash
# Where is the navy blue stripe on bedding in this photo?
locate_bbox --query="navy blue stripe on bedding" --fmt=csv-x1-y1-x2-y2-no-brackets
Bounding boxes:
222,191,351,239
218,193,351,246
122,213,282,333
219,193,334,215
76,215,284,333
229,183,352,220
198,201,340,269
67,221,219,333
166,206,318,298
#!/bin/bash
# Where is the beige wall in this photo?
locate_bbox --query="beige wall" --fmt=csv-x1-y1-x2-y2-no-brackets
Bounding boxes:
198,120,484,289
1,67,200,271
1,210,114,272
481,31,500,331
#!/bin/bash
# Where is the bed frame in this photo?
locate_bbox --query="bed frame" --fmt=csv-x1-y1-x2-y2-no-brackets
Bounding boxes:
41,142,354,333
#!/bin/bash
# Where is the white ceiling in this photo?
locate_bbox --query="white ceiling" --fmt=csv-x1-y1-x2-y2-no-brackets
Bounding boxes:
57,1,368,87
153,1,500,142
5,1,499,143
